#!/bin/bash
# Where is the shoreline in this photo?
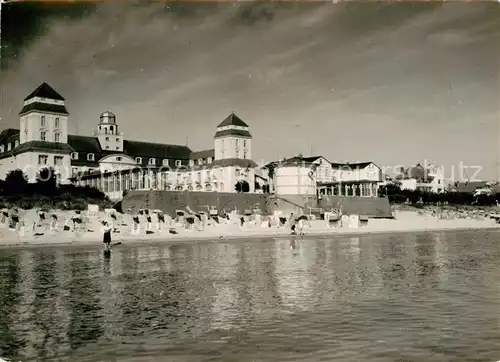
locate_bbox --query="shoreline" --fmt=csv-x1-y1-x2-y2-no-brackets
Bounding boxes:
1,221,499,250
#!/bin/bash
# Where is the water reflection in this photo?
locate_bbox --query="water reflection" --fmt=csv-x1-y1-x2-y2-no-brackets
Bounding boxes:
66,251,104,351
0,252,24,360
0,231,499,361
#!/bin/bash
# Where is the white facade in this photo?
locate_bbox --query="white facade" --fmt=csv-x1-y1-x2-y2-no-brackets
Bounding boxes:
214,126,252,160
275,165,316,196
99,154,137,173
0,151,72,183
0,84,260,200
267,157,383,198
332,162,381,182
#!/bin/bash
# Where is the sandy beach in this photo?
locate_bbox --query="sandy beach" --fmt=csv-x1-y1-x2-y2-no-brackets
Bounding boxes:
0,207,499,249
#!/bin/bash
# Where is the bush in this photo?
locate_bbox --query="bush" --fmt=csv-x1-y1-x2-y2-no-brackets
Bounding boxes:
379,184,497,206
0,169,112,211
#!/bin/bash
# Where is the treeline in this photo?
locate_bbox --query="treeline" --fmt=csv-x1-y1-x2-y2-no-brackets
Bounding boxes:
0,168,112,210
379,184,498,206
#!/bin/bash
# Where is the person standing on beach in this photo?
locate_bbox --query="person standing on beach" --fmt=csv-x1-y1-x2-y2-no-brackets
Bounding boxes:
101,221,112,251
297,217,305,236
289,213,297,235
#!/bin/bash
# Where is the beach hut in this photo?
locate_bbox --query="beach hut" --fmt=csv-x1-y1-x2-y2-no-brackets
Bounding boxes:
132,215,141,234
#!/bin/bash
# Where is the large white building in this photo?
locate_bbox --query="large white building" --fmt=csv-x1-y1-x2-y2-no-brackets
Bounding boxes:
264,156,383,198
0,83,258,199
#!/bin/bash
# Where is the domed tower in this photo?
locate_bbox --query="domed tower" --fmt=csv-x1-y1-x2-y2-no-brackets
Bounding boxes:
95,111,124,152
214,112,252,160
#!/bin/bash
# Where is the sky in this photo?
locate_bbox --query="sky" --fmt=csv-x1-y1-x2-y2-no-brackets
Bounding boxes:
1,1,499,181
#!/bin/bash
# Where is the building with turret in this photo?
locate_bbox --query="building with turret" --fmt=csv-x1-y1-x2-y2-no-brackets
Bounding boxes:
0,83,259,199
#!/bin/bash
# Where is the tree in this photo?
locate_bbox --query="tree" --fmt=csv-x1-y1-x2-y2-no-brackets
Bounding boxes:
2,169,28,195
36,167,57,195
234,180,250,193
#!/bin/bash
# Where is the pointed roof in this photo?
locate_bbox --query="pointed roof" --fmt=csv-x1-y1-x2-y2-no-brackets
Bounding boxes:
217,112,249,128
24,82,65,101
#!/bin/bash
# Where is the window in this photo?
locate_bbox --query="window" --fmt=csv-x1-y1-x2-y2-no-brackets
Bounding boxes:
235,139,239,148
38,155,48,165
243,140,247,147
110,126,114,133
175,160,182,167
105,137,110,141
207,157,212,164
0,145,4,153
87,153,95,161
106,146,109,149
189,160,194,167
71,152,78,160
149,158,156,165
116,138,120,142
41,116,46,127
55,117,60,128
197,172,201,183
54,133,61,142
104,128,108,134
135,157,142,164
116,156,122,161
198,158,203,166
14,140,19,148
54,156,63,166
40,131,46,141
162,159,169,167
7,143,11,151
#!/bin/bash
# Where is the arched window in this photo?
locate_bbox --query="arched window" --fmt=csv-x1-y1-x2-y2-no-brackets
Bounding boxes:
41,116,46,127
55,117,60,128
14,140,19,148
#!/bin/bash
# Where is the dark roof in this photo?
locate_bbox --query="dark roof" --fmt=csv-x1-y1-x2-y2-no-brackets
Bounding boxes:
0,129,20,160
210,158,258,168
330,162,374,169
0,128,20,144
190,149,215,160
450,181,490,193
19,102,69,116
12,141,74,155
123,140,192,159
67,135,103,167
24,83,65,101
264,156,326,168
214,129,252,138
217,112,249,128
68,135,101,154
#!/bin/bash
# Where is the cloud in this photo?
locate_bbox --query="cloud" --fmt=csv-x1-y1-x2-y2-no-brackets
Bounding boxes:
1,2,499,178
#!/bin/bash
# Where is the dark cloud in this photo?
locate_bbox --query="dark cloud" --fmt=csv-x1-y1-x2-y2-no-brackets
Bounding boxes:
1,2,499,180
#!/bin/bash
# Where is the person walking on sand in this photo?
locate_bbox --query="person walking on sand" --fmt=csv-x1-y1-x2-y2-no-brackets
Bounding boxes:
297,216,305,236
289,213,297,235
101,221,112,252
